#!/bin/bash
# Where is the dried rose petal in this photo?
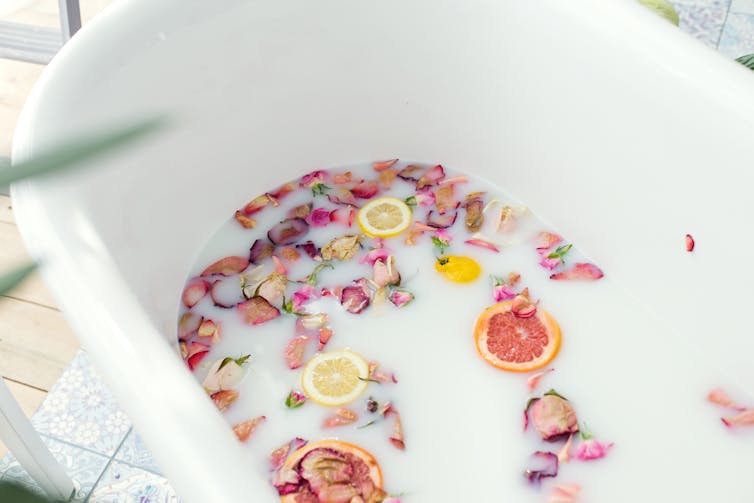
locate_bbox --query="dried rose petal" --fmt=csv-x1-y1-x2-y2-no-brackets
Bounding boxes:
232,416,266,442
528,393,579,441
492,283,517,302
340,281,371,314
464,197,484,233
182,279,209,308
404,228,423,246
416,164,446,189
329,206,356,227
179,342,188,359
511,294,537,318
508,272,521,286
575,438,613,460
285,390,307,409
279,247,301,263
299,169,328,188
327,187,357,206
547,484,581,503
535,232,563,251
284,336,310,369
300,313,327,330
209,279,241,309
433,185,457,215
268,183,295,201
368,362,398,384
178,312,203,340
373,159,399,172
323,408,359,428
202,356,247,393
550,263,604,281
291,285,318,312
438,176,468,185
272,255,287,275
249,239,275,264
269,438,308,472
237,296,281,325
201,256,249,277
256,272,287,304
426,210,457,229
197,319,220,342
527,368,554,393
268,218,310,246
721,409,754,427
306,207,332,227
707,388,747,411
686,233,695,252
524,451,558,484
321,235,362,261
388,290,414,308
288,203,313,219
360,247,392,266
397,164,423,181
234,210,256,229
539,256,562,270
333,171,359,184
413,190,435,207
352,180,379,199
465,238,500,253
210,389,239,412
187,348,209,371
373,257,400,288
242,194,276,216
296,241,322,261
378,168,398,189
557,433,574,463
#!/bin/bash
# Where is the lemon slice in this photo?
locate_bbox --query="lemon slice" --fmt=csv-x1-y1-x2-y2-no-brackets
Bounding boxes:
357,197,412,237
435,255,481,283
301,350,369,406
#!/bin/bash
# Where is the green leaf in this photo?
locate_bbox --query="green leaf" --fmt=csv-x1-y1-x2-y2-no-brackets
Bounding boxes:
404,196,417,207
235,354,251,366
0,481,62,502
306,262,334,286
0,117,165,187
637,0,679,26
217,357,234,372
547,243,573,263
543,389,568,400
311,183,330,196
736,54,754,71
0,263,37,296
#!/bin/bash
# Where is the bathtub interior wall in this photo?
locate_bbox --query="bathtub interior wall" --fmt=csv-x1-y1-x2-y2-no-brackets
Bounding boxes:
14,0,754,385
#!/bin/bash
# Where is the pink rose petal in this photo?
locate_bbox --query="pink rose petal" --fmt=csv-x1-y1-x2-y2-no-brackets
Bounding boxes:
237,297,281,325
686,233,695,252
550,263,604,281
283,336,310,370
291,285,318,312
547,484,582,503
318,327,333,351
268,183,296,201
373,159,399,172
306,207,332,227
269,438,308,472
352,180,379,199
182,279,209,308
557,433,574,463
322,408,358,428
539,256,562,270
535,232,563,251
340,281,371,314
413,190,435,207
575,438,613,461
389,290,414,308
465,238,500,253
359,247,392,266
493,284,517,302
299,169,328,188
707,388,747,411
241,193,276,216
233,210,256,229
721,409,754,427
327,187,357,206
433,185,458,215
524,451,559,484
438,175,468,185
232,416,266,442
369,362,399,384
416,164,446,189
329,207,356,227
271,255,287,275
201,256,249,277
511,294,537,318
527,368,554,393
178,312,203,340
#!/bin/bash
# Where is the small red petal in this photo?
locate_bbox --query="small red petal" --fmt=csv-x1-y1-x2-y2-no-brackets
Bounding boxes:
272,255,288,275
535,232,563,251
241,194,275,216
318,327,333,351
438,176,468,185
237,297,281,325
322,408,358,428
527,368,554,393
721,409,754,427
284,336,310,369
233,416,266,442
182,279,209,308
197,319,220,339
178,312,203,340
351,180,379,199
329,207,356,227
187,350,209,371
268,183,295,200
416,164,446,189
464,238,500,253
279,247,301,263
550,263,604,281
234,210,256,229
210,390,239,412
685,233,695,252
201,256,250,277
373,159,399,172
378,168,398,189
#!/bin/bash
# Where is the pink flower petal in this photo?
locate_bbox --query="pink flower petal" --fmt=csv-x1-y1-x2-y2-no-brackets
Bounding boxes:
389,290,414,308
299,169,328,188
269,438,307,472
187,349,209,371
539,256,562,271
511,294,537,318
232,416,266,442
210,279,241,309
359,247,392,266
686,233,695,252
327,187,357,206
210,389,239,412
237,297,281,325
306,207,332,227
333,171,359,185
524,451,559,484
426,210,457,229
369,362,399,383
535,232,563,251
527,368,554,393
492,284,517,302
287,203,312,219
178,312,203,340
291,285,318,312
241,193,277,216
432,228,452,245
416,164,446,189
233,210,256,229
547,484,582,503
707,388,747,411
373,159,399,172
279,247,301,263
413,190,435,207
283,336,310,370
438,175,468,185
318,327,333,351
378,168,398,189
182,279,210,308
557,433,574,463
268,183,295,201
340,281,371,314
201,256,249,277
721,409,754,427
373,257,400,288
329,206,356,227
575,438,613,461
249,239,275,264
322,408,358,428
397,165,423,182
433,185,458,215
352,180,379,199
413,222,436,233
465,238,500,253
197,319,221,342
272,255,288,275
550,263,604,281
268,218,310,246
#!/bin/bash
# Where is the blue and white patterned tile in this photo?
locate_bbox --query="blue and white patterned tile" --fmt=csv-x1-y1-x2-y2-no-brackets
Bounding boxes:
114,429,163,476
719,12,754,56
0,436,109,502
89,461,180,503
672,2,730,47
32,351,131,457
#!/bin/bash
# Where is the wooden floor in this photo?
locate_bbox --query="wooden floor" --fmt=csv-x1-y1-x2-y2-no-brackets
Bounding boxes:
0,0,113,458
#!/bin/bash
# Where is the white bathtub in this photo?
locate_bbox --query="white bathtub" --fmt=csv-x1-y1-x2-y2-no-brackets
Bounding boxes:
10,0,754,501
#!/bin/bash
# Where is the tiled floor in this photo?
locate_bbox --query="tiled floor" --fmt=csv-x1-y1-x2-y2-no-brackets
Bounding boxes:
2,0,754,502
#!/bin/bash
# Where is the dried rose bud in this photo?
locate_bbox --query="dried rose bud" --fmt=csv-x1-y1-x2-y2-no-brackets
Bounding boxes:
366,397,379,413
285,390,307,409
527,391,579,441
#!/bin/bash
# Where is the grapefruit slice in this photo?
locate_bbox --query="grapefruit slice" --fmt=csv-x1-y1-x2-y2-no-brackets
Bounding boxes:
474,301,561,372
279,439,384,503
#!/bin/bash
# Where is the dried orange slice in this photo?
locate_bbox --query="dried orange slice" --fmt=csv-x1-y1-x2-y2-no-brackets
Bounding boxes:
280,439,384,503
357,196,412,237
474,301,561,372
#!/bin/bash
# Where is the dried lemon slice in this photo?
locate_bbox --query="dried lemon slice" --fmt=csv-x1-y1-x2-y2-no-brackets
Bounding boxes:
357,197,412,237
